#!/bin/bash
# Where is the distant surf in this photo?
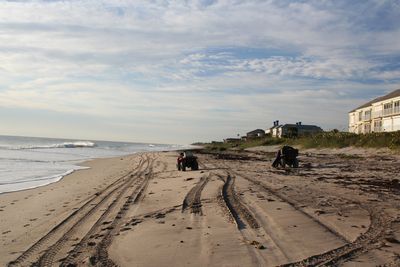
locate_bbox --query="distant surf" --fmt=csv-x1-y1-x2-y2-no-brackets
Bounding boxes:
0,135,187,194
2,141,96,150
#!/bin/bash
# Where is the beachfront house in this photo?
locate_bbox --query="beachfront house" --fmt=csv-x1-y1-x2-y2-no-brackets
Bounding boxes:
270,121,323,138
270,120,281,137
246,129,265,138
348,89,400,134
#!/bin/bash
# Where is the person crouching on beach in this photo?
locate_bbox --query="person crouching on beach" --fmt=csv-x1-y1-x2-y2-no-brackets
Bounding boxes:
272,146,299,168
177,152,184,171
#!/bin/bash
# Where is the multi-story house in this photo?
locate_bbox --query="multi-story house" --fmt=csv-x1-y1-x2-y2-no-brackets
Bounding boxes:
349,89,400,134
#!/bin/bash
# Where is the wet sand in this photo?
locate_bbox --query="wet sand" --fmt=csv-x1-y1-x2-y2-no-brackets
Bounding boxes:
1,148,400,266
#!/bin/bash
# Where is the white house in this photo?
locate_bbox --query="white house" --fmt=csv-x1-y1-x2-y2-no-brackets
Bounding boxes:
349,89,400,134
270,120,281,137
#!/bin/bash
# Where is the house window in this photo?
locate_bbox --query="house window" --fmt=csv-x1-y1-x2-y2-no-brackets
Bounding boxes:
364,110,371,120
364,123,371,133
394,101,400,114
358,111,362,121
383,103,393,116
374,120,382,132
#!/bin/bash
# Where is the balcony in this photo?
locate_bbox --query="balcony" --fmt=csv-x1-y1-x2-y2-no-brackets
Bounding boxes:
372,111,382,118
362,114,371,121
372,107,400,119
383,108,392,116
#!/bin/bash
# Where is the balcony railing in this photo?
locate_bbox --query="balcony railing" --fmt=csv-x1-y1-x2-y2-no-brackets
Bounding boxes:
355,105,400,122
383,108,392,116
372,111,382,118
363,114,371,121
370,108,400,119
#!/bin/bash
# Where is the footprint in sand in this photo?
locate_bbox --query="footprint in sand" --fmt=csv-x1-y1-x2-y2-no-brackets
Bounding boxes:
2,230,11,234
23,224,30,227
29,218,37,222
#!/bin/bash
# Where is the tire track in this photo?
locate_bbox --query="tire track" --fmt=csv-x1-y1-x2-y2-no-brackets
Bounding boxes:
7,155,147,267
212,156,349,243
206,155,395,266
220,174,259,230
60,155,155,267
182,174,210,214
279,208,394,267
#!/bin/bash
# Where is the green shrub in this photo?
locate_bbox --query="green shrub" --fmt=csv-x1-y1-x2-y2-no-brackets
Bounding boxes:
294,131,400,149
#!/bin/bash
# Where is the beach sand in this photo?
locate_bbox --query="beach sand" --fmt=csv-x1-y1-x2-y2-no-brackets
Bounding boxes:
1,148,400,266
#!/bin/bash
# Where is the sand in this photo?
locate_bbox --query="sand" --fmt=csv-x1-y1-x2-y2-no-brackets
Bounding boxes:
1,148,399,266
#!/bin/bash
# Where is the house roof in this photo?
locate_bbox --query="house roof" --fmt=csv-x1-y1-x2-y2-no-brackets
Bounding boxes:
349,89,400,113
282,124,322,130
247,129,265,134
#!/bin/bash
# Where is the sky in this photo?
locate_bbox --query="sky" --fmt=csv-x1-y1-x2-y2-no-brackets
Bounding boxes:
0,0,399,144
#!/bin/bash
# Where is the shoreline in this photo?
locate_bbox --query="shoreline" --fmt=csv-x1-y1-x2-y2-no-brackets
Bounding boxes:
0,149,168,195
0,168,80,196
0,135,187,195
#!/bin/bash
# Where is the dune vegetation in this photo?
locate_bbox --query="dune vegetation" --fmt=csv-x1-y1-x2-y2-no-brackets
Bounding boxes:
199,131,400,151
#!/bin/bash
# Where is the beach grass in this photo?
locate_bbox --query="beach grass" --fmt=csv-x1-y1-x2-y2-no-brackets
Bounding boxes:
199,131,400,151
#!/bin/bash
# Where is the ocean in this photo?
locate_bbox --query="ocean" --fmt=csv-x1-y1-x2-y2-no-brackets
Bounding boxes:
0,135,185,194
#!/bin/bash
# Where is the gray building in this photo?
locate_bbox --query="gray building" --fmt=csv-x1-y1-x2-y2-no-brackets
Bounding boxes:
271,122,323,138
246,129,266,138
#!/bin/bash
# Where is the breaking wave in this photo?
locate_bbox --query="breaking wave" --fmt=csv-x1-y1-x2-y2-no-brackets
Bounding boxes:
5,141,96,150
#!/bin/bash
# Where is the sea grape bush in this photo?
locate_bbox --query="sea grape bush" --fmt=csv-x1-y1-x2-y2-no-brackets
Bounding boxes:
297,131,400,149
204,131,400,151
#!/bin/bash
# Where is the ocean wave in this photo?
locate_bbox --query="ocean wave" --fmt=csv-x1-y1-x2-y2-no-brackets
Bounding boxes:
0,168,90,194
0,169,76,185
2,141,96,150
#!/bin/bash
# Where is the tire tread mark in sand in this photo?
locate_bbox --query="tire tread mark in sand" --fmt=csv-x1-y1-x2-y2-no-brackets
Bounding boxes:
37,155,151,267
91,157,155,267
217,159,393,267
221,174,260,230
182,174,210,214
279,208,394,267
7,156,147,267
61,155,155,267
227,166,350,243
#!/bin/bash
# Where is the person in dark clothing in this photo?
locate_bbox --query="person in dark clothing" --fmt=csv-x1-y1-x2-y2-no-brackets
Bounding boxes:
177,152,184,171
272,146,299,168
